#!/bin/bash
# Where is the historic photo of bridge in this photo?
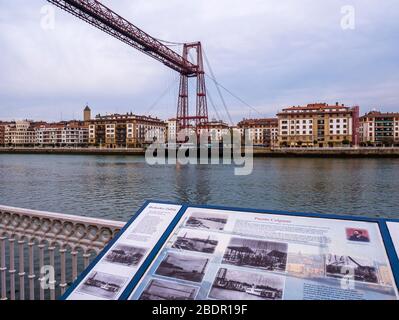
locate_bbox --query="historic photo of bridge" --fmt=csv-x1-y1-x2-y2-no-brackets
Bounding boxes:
155,252,209,283
104,244,147,267
172,230,219,254
78,271,128,299
209,268,285,300
185,211,228,231
139,279,198,300
222,237,288,272
325,254,379,284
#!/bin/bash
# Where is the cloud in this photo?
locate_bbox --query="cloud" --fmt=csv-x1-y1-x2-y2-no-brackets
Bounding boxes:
0,0,398,122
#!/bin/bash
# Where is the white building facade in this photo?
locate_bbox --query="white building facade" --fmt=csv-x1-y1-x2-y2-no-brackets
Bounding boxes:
89,113,166,148
237,118,278,147
4,121,36,146
166,118,177,142
198,120,230,143
359,111,399,145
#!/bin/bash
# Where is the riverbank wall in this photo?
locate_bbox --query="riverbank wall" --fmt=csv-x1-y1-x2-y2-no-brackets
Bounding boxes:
1,147,399,158
0,147,145,155
253,148,399,158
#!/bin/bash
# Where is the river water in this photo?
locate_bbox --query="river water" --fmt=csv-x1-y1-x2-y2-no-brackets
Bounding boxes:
0,154,398,220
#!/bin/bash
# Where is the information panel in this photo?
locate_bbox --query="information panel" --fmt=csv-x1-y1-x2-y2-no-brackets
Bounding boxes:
65,202,182,300
62,201,399,301
129,207,398,301
387,222,399,258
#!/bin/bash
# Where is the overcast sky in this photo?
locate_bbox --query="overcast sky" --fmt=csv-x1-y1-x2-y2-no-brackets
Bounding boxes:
0,0,398,123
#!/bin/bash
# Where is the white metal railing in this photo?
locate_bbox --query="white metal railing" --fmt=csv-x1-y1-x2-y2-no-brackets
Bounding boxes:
0,205,126,300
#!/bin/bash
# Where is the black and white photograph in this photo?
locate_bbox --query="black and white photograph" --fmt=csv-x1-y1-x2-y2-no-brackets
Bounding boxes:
172,230,219,254
104,244,147,267
139,279,198,300
325,254,379,284
222,237,288,271
185,211,228,231
209,268,285,300
155,252,209,283
78,271,128,299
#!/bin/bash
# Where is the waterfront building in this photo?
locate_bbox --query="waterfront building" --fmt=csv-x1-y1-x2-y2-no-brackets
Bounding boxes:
237,118,278,147
359,111,399,146
166,118,177,141
4,120,36,146
89,112,166,148
35,121,89,147
198,120,230,143
277,103,359,148
0,122,8,146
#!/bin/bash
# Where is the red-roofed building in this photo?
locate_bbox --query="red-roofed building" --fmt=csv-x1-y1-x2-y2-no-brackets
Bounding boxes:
237,118,278,147
89,112,166,148
277,102,359,147
4,120,36,146
198,120,230,143
359,111,399,145
35,121,88,146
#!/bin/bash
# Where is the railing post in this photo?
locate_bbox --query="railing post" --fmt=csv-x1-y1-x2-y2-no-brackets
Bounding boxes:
9,237,16,300
0,236,7,301
71,249,78,282
83,252,91,269
48,245,56,301
28,240,35,300
18,239,26,300
59,248,67,296
38,243,45,301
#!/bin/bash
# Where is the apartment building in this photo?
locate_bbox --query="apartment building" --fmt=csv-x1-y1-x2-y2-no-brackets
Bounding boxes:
4,121,36,146
277,103,359,147
0,122,7,146
359,111,399,145
166,118,177,141
35,121,89,146
237,118,278,147
89,113,166,148
198,120,230,143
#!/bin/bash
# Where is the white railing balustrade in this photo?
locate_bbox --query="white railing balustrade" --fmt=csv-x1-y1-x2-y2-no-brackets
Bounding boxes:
0,205,126,300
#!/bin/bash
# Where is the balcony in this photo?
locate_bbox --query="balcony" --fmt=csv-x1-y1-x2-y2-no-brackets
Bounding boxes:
0,205,125,300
